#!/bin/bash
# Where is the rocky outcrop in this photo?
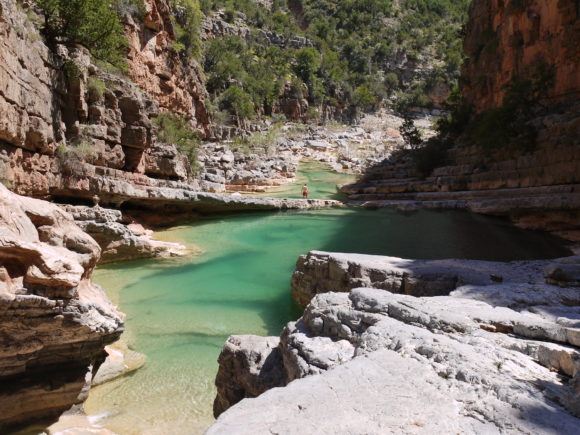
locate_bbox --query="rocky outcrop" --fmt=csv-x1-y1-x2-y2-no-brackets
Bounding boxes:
0,0,213,216
293,251,487,306
202,9,312,49
198,143,298,192
273,80,310,122
213,335,285,418
199,111,423,193
211,252,580,433
61,205,187,262
0,183,123,430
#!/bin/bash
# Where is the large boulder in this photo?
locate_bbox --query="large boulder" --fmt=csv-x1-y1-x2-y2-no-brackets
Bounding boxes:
0,183,124,430
213,335,284,418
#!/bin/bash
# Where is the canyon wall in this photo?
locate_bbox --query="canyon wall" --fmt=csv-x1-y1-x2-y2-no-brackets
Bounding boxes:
0,183,123,430
0,0,212,208
0,0,341,230
125,0,210,135
343,0,580,241
462,0,580,112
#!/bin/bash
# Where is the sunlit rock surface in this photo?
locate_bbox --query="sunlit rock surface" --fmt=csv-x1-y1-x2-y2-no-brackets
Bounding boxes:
212,251,580,433
0,184,123,430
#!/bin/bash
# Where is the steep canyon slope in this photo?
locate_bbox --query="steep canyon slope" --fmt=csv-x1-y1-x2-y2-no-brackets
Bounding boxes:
344,0,580,241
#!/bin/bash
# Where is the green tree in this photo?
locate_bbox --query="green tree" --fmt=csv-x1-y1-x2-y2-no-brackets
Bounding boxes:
399,115,423,149
219,86,255,125
352,85,377,112
294,47,320,84
171,0,203,58
36,0,127,67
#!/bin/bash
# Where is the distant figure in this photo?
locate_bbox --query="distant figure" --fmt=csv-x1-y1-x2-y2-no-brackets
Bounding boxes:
302,184,309,199
92,195,100,208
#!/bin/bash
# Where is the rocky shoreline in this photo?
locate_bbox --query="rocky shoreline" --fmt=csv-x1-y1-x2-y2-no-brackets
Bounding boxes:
0,0,578,432
198,111,433,194
210,250,580,433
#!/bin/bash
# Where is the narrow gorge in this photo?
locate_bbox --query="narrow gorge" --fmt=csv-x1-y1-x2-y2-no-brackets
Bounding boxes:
0,0,578,434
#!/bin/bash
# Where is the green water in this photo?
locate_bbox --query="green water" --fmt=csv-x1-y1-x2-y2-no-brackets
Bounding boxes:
251,161,357,199
85,206,569,435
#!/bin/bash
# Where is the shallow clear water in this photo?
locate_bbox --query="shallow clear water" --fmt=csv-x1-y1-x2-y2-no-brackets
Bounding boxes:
85,206,569,434
251,160,357,199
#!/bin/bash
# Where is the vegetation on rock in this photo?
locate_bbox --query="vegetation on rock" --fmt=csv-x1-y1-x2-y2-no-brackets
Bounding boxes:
154,113,201,175
403,60,557,178
200,0,471,123
36,0,128,67
87,76,106,103
171,0,203,58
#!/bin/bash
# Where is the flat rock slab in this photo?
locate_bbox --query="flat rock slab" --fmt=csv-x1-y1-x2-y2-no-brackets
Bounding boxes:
209,348,579,435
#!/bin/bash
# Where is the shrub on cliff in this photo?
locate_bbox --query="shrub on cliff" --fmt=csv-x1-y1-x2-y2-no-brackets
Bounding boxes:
171,0,203,58
400,114,452,178
219,86,255,126
36,0,128,68
154,113,201,175
87,77,106,103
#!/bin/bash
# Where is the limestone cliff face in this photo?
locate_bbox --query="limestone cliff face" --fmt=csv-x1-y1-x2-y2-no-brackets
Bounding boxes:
462,0,580,112
0,0,209,204
211,251,580,432
125,0,210,136
0,183,123,430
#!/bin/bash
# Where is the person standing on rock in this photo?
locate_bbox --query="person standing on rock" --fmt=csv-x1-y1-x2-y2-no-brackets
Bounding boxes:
302,184,309,199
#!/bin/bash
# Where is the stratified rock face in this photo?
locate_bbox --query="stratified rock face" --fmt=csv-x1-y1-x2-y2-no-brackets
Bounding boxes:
463,0,580,112
290,250,569,307
343,102,580,240
210,253,580,433
124,0,210,136
0,0,210,208
0,183,123,430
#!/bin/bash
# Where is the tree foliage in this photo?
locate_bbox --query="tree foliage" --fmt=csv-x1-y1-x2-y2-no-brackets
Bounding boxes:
154,113,201,174
36,0,128,67
171,0,203,58
201,0,470,121
399,116,423,149
219,85,255,124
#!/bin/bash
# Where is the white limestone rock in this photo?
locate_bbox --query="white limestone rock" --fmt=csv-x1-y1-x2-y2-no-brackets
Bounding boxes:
211,251,580,434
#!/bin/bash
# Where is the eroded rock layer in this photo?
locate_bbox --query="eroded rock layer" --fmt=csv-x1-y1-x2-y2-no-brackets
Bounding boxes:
0,0,212,211
62,205,187,262
211,252,580,433
0,184,123,430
